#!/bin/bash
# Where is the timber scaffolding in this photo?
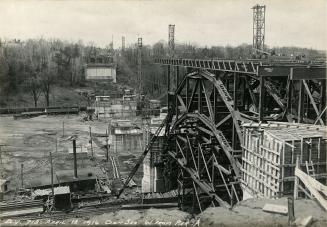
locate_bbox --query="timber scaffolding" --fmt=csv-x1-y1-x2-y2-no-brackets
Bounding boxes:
152,57,326,212
241,122,327,198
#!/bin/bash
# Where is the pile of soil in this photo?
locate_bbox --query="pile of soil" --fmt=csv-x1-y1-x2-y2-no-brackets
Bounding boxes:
200,198,327,227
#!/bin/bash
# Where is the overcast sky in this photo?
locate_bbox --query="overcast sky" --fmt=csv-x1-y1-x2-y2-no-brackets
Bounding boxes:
0,0,326,50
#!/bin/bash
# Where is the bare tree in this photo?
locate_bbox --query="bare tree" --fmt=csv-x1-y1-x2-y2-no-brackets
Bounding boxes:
40,44,56,107
28,76,42,107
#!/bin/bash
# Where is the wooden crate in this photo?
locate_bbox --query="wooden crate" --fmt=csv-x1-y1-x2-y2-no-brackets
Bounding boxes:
241,122,327,198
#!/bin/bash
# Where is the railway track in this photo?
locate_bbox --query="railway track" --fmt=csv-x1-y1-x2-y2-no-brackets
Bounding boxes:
110,156,120,179
0,200,43,211
14,205,122,221
92,135,121,179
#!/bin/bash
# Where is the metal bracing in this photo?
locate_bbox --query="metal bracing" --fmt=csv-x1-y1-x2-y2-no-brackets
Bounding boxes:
156,58,326,212
156,58,258,74
166,68,247,208
156,58,326,123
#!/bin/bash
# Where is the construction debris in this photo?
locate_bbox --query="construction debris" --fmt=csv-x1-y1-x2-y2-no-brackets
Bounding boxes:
262,203,288,215
294,216,314,227
294,159,327,211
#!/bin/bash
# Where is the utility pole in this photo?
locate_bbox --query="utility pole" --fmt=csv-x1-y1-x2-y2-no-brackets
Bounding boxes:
252,4,266,57
89,126,93,157
73,139,78,179
137,37,143,94
50,152,54,196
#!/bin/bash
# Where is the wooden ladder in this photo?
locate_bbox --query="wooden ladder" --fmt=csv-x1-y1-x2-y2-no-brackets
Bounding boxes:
305,161,316,179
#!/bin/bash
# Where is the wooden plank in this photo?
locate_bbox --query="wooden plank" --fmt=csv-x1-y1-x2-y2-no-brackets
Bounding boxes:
295,167,327,210
121,203,178,209
294,156,300,199
262,203,288,215
293,216,313,227
296,168,327,197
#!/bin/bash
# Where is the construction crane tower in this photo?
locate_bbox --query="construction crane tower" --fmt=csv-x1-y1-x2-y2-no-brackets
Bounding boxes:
137,37,143,94
122,36,125,52
168,24,175,57
252,4,266,57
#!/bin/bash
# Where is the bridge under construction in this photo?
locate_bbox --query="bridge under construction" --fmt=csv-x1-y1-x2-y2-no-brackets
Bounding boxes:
118,56,327,212
0,3,326,224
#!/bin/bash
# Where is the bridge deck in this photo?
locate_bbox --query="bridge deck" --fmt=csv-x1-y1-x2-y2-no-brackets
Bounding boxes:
155,58,326,79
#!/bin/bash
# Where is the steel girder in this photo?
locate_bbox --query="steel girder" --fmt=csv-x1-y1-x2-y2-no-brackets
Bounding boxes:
155,58,326,77
158,58,326,124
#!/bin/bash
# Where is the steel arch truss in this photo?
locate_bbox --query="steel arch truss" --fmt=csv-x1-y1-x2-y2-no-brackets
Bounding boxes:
166,70,246,210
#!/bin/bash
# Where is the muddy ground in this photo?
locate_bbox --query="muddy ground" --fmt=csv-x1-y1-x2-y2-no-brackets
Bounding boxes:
82,198,326,227
1,115,326,226
0,114,144,196
200,198,327,227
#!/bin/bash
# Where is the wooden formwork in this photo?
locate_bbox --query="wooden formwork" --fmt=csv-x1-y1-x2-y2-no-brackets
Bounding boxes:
241,122,327,198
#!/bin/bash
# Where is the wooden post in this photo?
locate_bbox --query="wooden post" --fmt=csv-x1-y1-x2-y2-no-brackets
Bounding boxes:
287,70,293,116
288,197,295,225
294,155,300,199
259,75,265,121
298,81,304,123
62,121,65,136
50,152,54,196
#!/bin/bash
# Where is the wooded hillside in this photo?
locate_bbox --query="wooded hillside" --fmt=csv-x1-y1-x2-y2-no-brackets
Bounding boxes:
0,38,324,107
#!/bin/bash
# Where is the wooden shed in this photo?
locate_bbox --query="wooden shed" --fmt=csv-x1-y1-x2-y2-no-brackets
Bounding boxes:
241,122,327,199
